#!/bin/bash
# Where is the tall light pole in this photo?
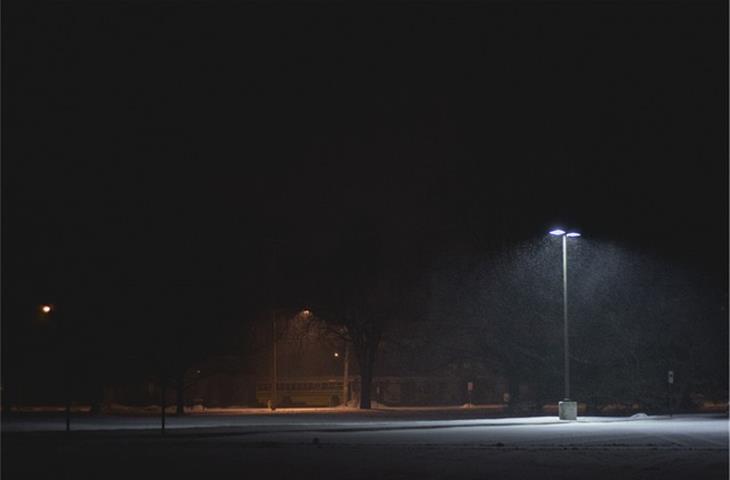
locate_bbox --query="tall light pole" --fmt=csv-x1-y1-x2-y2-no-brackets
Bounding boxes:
549,229,581,420
40,304,71,432
270,308,312,410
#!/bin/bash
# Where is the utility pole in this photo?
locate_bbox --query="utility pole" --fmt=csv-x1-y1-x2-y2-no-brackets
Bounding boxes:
271,312,277,410
161,376,167,435
268,241,278,411
342,343,349,406
58,306,71,433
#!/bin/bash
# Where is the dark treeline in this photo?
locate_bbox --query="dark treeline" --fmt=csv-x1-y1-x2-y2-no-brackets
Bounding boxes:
2,236,726,413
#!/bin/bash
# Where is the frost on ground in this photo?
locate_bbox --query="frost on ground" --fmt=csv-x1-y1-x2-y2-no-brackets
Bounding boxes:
2,413,727,480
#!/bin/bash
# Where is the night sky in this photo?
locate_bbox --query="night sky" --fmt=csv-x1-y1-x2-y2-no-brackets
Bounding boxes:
3,1,727,337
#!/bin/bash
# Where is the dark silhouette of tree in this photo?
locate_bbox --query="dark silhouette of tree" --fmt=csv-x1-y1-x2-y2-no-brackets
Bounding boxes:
138,283,250,415
314,221,427,409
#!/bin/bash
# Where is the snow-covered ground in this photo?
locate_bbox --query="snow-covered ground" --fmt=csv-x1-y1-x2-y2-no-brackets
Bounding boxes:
225,413,730,449
2,410,727,443
3,412,727,480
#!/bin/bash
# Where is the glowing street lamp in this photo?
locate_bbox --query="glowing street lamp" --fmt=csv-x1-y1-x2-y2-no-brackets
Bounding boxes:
549,228,581,420
41,305,52,314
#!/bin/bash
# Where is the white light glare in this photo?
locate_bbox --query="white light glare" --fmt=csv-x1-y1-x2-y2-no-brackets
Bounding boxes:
566,232,581,237
549,229,566,236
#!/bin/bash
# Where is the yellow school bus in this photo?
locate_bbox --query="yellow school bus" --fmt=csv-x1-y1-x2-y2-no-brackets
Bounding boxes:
255,377,347,407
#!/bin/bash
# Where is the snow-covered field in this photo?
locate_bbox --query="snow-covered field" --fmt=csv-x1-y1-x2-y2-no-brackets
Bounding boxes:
3,412,727,479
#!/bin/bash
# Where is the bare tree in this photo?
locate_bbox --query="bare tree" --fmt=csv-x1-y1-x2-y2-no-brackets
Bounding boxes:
314,261,426,409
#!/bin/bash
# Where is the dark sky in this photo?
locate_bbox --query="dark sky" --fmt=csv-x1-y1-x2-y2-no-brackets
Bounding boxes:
3,1,727,327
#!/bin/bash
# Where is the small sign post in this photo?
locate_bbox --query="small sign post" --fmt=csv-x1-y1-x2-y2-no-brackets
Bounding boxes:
467,382,474,406
667,370,674,417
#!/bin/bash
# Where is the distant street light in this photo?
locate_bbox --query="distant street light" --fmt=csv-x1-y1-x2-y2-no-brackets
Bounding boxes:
549,228,581,420
41,305,52,314
334,344,350,407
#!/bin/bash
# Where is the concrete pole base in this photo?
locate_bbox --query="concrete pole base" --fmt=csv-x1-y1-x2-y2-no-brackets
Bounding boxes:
559,400,577,420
